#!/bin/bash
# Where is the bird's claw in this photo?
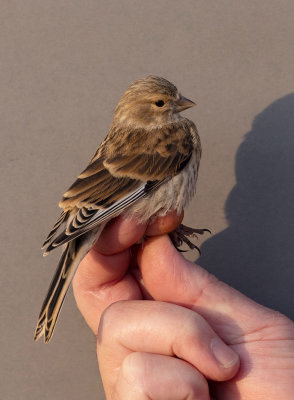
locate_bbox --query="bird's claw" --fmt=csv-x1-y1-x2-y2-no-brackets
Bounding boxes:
169,224,211,254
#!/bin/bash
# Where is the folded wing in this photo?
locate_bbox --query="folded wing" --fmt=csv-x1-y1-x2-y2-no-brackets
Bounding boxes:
42,121,195,254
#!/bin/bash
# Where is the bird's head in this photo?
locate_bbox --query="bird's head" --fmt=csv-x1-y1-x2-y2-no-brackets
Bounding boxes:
113,76,195,129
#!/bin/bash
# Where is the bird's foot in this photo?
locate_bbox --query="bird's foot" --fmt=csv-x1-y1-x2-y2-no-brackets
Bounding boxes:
169,224,211,254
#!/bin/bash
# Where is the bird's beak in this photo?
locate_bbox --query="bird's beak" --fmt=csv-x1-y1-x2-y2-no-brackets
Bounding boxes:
176,96,196,112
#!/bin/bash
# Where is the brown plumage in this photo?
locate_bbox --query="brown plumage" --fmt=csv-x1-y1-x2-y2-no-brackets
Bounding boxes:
34,76,203,343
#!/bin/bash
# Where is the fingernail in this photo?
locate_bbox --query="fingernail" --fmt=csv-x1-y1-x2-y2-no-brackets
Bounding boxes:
211,338,239,368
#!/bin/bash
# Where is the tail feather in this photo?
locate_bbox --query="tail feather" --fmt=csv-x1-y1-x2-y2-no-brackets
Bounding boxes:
34,241,77,343
35,239,91,342
34,224,104,343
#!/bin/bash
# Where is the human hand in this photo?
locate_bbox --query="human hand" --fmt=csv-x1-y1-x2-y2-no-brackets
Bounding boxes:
73,214,294,399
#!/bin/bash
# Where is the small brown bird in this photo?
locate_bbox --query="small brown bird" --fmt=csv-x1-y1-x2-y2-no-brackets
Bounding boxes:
34,76,207,343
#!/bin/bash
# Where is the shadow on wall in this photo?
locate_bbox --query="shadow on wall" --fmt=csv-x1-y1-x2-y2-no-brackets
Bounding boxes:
197,94,294,320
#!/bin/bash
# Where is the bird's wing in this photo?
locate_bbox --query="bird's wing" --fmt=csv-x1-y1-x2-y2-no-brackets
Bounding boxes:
43,121,196,254
102,121,196,181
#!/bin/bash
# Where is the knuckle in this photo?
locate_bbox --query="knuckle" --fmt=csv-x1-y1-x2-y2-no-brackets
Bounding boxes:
121,352,146,382
97,300,128,345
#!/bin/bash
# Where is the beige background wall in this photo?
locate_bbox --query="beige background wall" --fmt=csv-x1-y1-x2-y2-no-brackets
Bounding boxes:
1,1,293,399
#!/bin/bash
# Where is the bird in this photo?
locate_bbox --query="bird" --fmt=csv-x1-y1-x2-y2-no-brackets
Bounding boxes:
34,75,208,343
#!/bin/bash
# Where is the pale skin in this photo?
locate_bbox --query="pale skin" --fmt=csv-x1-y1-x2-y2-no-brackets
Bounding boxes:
73,213,294,399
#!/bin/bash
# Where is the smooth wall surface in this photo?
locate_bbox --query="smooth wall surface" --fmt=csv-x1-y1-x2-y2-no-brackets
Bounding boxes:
1,1,293,399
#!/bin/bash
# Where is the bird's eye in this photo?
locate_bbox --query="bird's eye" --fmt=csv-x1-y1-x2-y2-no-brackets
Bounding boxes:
155,100,165,107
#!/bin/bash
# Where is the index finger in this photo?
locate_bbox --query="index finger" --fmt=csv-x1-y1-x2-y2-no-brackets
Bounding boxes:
73,212,183,333
73,216,146,332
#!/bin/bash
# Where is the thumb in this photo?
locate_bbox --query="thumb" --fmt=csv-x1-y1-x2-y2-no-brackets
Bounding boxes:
138,235,275,342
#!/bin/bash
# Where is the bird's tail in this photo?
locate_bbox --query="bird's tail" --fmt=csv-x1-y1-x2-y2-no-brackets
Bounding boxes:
34,237,90,343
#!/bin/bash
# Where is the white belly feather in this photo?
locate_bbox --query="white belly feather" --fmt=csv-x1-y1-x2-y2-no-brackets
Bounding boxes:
127,151,198,223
